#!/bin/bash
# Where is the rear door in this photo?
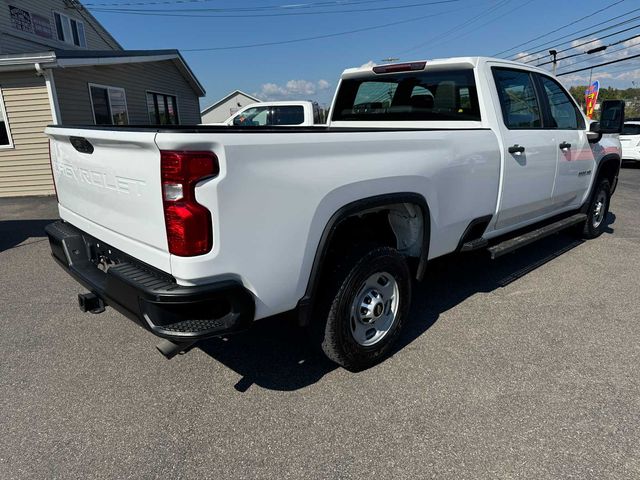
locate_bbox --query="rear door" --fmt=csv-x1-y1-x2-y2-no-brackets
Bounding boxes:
491,67,558,230
536,74,594,209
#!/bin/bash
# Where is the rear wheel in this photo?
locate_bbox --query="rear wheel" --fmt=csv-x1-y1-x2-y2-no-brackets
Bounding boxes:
581,178,611,239
312,245,411,371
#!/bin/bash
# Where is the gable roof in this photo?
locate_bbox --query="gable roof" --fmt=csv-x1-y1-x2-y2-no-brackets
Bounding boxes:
201,90,261,115
0,49,205,97
71,2,123,50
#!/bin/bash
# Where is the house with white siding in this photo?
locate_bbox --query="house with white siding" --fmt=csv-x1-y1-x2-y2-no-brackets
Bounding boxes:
0,0,205,197
201,90,260,124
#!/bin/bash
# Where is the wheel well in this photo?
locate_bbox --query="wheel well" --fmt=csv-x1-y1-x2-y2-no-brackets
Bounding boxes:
297,195,430,326
598,156,620,186
327,203,425,262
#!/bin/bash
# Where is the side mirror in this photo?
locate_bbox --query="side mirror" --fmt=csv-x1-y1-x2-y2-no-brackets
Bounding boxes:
587,121,602,144
599,99,625,134
232,116,243,126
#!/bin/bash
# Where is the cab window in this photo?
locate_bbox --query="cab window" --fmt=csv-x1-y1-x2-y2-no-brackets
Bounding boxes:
332,69,480,121
539,75,583,129
622,123,640,135
492,68,542,129
233,106,269,126
271,106,305,125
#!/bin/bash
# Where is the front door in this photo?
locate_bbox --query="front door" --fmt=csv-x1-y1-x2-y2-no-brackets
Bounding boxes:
491,67,558,230
536,74,595,209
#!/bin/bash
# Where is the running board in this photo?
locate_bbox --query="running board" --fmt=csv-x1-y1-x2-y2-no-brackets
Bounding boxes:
487,213,587,260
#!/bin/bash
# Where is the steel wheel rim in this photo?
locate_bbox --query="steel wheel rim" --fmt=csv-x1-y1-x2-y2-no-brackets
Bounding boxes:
349,272,399,346
592,190,607,228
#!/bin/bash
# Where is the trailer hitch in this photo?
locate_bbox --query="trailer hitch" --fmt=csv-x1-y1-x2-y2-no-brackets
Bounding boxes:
156,339,197,359
78,292,105,314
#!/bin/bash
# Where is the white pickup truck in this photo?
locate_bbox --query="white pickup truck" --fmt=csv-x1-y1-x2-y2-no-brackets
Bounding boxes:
207,100,324,127
45,57,624,370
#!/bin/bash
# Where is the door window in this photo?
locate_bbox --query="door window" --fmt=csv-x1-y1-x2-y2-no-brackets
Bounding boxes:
539,76,582,129
493,68,542,129
233,106,269,126
271,106,305,125
622,123,640,135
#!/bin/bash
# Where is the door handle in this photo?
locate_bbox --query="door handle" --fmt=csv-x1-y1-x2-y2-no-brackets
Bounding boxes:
559,141,572,150
508,144,525,154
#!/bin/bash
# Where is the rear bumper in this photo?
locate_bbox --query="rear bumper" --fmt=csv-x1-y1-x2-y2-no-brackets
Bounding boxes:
45,221,254,342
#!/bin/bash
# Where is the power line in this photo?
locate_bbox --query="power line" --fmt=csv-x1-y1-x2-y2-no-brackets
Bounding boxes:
83,0,385,6
89,0,465,18
537,31,640,67
65,0,120,48
397,0,512,56
494,0,626,56
425,0,536,51
556,52,640,76
512,7,640,62
178,8,468,52
555,40,640,73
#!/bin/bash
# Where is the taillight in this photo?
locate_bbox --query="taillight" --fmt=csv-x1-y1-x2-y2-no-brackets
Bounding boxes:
48,139,58,202
160,150,219,256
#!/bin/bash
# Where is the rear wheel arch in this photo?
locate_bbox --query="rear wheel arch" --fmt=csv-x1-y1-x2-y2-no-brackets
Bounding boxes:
297,192,430,326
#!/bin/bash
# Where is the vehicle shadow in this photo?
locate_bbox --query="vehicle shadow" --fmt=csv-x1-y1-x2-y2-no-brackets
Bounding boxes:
0,219,55,253
198,212,616,392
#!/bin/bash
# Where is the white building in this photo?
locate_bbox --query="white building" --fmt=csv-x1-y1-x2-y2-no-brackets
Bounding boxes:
201,90,260,124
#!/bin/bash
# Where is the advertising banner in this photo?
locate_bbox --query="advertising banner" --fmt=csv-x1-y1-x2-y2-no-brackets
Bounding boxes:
585,81,600,119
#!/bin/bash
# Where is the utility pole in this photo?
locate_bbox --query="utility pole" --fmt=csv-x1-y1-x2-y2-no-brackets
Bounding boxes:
549,49,557,75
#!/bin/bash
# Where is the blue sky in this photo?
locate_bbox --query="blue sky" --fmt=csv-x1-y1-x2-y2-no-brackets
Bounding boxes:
87,0,640,108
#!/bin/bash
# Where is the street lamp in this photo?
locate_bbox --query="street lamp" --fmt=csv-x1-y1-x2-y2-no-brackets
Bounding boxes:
549,49,557,75
587,45,607,86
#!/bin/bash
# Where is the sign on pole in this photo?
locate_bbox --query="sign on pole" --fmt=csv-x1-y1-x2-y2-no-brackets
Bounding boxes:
585,81,600,119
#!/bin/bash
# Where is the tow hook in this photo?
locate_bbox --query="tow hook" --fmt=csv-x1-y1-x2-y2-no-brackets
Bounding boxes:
156,339,197,359
78,292,105,314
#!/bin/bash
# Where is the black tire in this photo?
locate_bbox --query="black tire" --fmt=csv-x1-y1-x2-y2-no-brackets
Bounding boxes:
311,245,411,371
581,178,611,239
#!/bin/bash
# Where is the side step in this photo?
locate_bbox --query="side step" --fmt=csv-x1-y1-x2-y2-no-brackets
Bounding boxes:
460,237,489,252
487,213,587,260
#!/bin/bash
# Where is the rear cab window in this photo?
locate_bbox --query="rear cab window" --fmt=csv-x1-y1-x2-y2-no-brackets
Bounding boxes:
332,68,481,122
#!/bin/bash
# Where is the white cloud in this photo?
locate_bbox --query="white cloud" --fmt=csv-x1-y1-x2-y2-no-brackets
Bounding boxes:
360,60,377,69
253,79,331,100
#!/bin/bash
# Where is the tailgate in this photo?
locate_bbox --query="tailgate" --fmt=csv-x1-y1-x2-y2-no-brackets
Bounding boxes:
46,127,170,271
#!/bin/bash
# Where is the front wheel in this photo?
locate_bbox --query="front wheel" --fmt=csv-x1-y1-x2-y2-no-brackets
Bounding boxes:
581,178,611,239
312,245,411,371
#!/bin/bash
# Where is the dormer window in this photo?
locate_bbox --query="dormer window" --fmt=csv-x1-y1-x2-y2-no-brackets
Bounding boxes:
53,12,86,48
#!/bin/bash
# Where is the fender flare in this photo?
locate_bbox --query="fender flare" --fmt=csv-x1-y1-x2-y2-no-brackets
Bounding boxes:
582,153,621,212
296,192,431,326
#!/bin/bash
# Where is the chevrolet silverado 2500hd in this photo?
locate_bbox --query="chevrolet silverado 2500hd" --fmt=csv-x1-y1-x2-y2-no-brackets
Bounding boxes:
45,57,624,370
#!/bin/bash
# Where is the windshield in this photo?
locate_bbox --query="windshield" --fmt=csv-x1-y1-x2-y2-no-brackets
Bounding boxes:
332,68,480,122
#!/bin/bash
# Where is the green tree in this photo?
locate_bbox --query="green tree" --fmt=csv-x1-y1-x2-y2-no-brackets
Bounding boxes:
568,86,640,118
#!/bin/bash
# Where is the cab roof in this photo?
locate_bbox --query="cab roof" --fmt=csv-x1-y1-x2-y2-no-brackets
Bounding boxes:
341,56,552,79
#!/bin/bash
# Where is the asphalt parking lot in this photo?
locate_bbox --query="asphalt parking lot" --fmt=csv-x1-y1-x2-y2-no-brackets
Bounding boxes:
1,165,640,479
